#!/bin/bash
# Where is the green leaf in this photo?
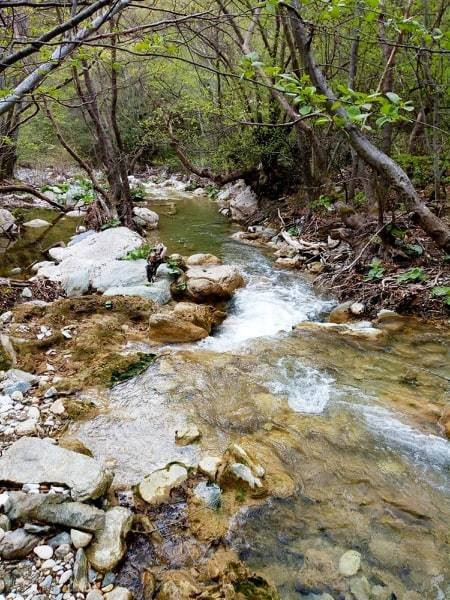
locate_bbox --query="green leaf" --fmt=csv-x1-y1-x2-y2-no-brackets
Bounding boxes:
299,105,313,116
396,267,427,283
386,92,400,104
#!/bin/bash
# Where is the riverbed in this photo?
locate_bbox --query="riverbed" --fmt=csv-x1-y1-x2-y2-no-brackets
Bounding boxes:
4,183,450,598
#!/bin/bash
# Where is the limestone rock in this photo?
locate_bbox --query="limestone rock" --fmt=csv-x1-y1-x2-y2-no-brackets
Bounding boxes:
105,587,132,600
198,456,222,480
133,207,159,229
139,464,188,505
230,186,258,222
33,544,53,559
0,209,16,234
186,253,222,267
0,437,112,501
104,281,171,305
183,264,244,302
329,301,353,324
148,313,208,343
86,507,133,572
73,548,89,593
229,463,262,489
23,219,51,228
36,227,146,296
0,528,38,559
338,550,361,576
172,302,225,333
175,424,201,445
71,529,93,549
6,492,105,532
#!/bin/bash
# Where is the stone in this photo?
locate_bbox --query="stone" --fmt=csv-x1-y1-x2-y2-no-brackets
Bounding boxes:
198,456,222,480
172,302,225,332
15,419,36,435
183,264,244,302
139,464,188,505
148,313,208,343
6,492,105,532
48,532,72,548
87,591,104,600
350,576,371,600
350,302,365,315
230,186,259,222
371,585,391,600
229,463,262,489
55,543,72,558
0,515,10,531
338,550,361,577
21,287,33,298
0,208,16,234
104,281,171,305
73,549,89,593
86,507,133,572
193,481,221,509
0,528,38,559
37,228,146,296
186,253,222,266
71,529,93,549
133,207,159,229
41,558,56,569
275,257,301,269
0,310,12,324
33,544,53,559
175,424,201,445
59,570,72,586
439,405,450,439
23,219,51,228
0,437,112,501
50,398,65,415
102,573,116,588
154,263,178,282
328,301,353,324
105,587,132,600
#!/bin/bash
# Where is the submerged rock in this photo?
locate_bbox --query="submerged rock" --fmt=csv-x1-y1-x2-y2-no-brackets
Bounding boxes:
139,464,188,505
86,507,133,572
0,528,38,559
338,549,362,576
0,437,112,501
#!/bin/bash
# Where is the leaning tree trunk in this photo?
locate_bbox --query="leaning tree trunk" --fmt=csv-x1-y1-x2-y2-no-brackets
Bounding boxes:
287,1,450,250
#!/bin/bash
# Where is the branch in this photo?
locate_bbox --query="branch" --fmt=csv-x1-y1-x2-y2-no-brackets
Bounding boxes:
0,184,65,210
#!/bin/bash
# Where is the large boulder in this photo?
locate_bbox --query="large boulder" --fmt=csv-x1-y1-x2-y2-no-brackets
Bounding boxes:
0,437,112,501
86,507,133,572
0,208,16,235
35,227,146,296
182,265,244,302
6,492,105,532
148,303,225,343
186,254,222,267
133,207,159,229
230,187,259,222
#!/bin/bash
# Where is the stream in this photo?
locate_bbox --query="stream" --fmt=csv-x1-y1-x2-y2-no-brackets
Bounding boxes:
5,183,450,598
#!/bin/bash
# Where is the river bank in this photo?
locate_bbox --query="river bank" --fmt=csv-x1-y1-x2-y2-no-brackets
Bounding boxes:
0,171,449,600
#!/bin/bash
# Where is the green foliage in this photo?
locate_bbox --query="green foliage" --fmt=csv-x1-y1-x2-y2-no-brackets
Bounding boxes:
395,154,449,187
431,286,450,306
100,218,121,231
396,267,427,283
129,182,147,202
310,195,333,213
123,244,152,260
166,258,182,275
109,353,156,387
365,259,386,281
404,243,423,256
205,185,219,199
287,225,299,236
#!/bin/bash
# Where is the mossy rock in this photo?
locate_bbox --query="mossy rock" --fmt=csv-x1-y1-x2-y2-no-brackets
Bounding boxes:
0,347,11,371
234,576,280,599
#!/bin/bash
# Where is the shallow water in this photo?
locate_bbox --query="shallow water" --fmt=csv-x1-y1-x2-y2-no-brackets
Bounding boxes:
10,185,449,598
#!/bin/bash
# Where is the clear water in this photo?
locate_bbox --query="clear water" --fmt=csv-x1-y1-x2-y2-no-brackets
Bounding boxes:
13,184,448,598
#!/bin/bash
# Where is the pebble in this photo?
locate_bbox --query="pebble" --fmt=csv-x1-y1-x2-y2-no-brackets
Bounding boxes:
50,399,65,414
105,587,132,600
0,514,10,531
41,559,56,570
44,386,58,399
15,419,36,435
41,575,53,589
34,545,54,560
27,406,40,420
59,570,72,586
21,287,32,299
86,591,104,600
11,390,24,402
338,549,362,576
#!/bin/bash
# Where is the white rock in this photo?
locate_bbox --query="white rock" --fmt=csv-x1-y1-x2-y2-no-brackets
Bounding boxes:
34,544,54,560
0,311,12,324
132,207,159,229
27,407,40,420
11,390,24,401
198,456,222,480
21,287,33,299
70,529,93,549
139,464,188,505
229,463,262,489
87,591,104,600
350,302,365,315
175,424,201,445
15,419,36,435
338,549,361,576
23,219,51,228
59,569,72,585
0,208,16,234
41,559,56,569
105,587,131,600
50,399,65,415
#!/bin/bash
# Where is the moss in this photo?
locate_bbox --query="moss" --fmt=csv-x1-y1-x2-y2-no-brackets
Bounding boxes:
109,352,156,387
0,347,11,371
233,577,280,599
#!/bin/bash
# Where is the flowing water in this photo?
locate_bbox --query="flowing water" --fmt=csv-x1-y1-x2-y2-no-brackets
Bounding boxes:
5,184,449,598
